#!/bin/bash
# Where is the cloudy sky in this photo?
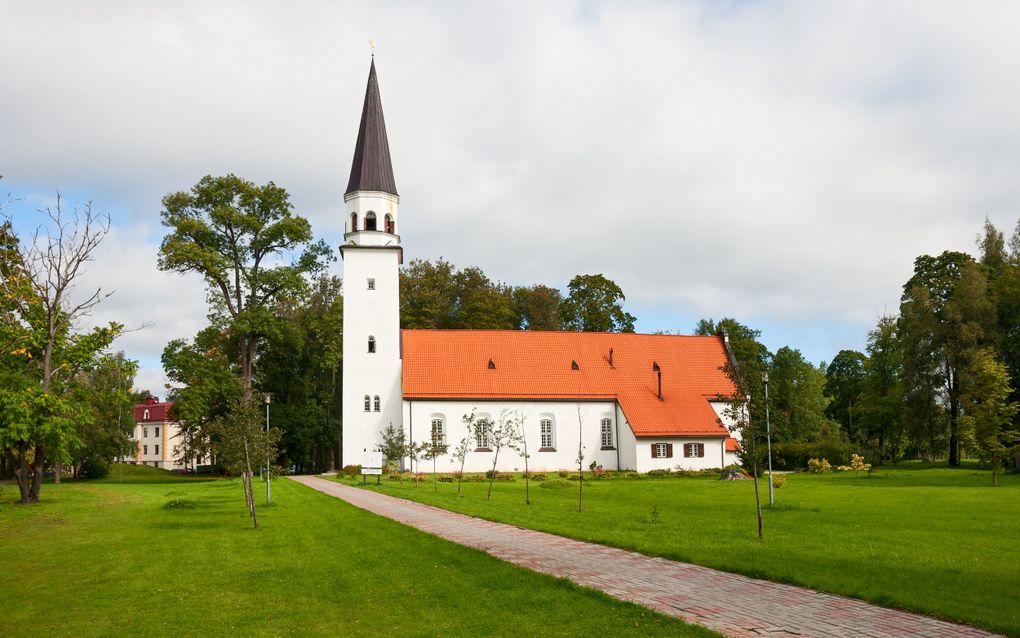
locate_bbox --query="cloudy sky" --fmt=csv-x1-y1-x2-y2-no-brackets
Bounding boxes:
3,1,1019,394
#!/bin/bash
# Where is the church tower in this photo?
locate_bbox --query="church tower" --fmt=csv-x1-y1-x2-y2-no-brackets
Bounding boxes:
340,58,403,467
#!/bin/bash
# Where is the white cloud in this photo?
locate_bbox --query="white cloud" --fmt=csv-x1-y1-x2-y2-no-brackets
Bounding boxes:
3,0,1019,372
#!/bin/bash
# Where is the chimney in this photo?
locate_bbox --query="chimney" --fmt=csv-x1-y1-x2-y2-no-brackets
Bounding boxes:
609,348,614,368
652,362,662,400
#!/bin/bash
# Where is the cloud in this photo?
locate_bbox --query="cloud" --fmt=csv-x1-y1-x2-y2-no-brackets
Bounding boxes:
3,0,1019,372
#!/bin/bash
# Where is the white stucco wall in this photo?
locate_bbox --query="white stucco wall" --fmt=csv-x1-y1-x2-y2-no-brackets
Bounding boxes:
634,437,727,472
341,235,403,468
401,400,623,474
130,421,197,470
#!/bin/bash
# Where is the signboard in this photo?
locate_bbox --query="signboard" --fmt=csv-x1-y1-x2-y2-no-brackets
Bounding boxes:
361,451,383,476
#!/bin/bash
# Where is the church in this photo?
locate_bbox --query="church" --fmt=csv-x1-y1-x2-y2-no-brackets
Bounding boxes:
340,60,742,474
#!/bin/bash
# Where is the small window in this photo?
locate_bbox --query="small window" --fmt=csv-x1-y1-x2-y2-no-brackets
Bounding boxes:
684,443,705,458
143,410,149,420
155,427,159,437
365,211,377,231
364,395,371,412
653,443,673,459
373,395,381,412
351,212,358,232
367,278,375,290
384,213,395,234
475,419,493,450
143,427,148,438
368,336,376,353
600,417,614,449
154,445,159,456
540,418,554,449
143,445,148,455
431,417,446,446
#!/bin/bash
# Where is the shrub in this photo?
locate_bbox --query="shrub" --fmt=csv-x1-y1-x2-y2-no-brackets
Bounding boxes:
540,478,572,489
342,464,361,477
624,471,641,479
464,473,486,482
591,465,613,480
496,473,517,482
849,453,872,474
437,475,456,483
567,473,581,481
646,469,671,478
696,468,722,478
80,458,110,479
525,472,547,481
557,469,570,478
807,458,832,474
771,474,786,489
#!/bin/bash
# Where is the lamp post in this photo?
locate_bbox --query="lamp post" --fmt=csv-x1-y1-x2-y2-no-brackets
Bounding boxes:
264,393,271,505
762,371,775,507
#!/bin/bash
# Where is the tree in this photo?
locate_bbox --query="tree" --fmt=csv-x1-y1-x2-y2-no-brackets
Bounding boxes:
823,350,867,441
453,414,477,497
376,422,406,470
159,174,330,393
483,410,517,500
452,266,516,329
513,285,564,330
400,258,457,329
210,397,281,530
575,405,586,513
560,274,636,333
768,347,832,444
71,352,138,478
507,410,532,505
899,252,992,465
0,198,121,503
421,435,448,493
855,316,905,464
960,348,1018,486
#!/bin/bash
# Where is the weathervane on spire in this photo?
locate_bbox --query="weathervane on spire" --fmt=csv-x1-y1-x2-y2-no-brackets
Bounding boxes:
369,39,376,58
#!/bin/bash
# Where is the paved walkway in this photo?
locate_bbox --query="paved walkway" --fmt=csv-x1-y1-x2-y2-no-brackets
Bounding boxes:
290,476,1000,638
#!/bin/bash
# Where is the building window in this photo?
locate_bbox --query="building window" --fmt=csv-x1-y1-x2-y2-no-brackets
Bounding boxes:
600,417,614,449
384,213,395,234
368,336,376,353
143,445,148,455
365,211,377,231
684,443,705,458
367,278,375,290
475,418,492,450
653,443,673,459
540,418,555,450
143,427,148,438
364,395,371,412
351,212,358,232
431,417,446,446
154,445,159,456
373,395,381,412
143,409,150,420
155,427,159,437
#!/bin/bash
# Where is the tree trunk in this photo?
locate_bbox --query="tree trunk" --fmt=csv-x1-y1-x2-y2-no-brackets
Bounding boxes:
948,375,960,466
28,444,45,503
54,461,61,484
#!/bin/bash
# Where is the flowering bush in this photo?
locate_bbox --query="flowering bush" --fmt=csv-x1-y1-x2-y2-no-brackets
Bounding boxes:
770,473,786,489
850,453,872,474
807,458,832,473
591,465,613,480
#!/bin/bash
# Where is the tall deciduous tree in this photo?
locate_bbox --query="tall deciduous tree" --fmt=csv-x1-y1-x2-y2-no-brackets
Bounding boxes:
71,352,138,478
560,274,635,333
856,316,905,464
159,174,330,393
513,285,564,330
899,252,992,465
824,350,867,441
0,199,121,503
960,348,1018,485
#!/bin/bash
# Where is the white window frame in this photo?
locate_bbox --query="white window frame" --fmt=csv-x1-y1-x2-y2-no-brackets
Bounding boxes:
540,417,555,449
363,395,371,412
475,418,493,450
431,417,446,446
654,443,668,458
373,396,381,412
685,442,704,458
600,417,614,448
367,278,375,290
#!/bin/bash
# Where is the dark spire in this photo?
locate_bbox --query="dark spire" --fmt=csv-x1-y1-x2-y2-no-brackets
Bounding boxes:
346,59,398,196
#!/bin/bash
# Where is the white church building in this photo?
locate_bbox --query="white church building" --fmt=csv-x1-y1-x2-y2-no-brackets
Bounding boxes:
341,60,741,474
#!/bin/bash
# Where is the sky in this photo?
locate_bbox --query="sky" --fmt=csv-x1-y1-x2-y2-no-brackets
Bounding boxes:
3,1,1020,395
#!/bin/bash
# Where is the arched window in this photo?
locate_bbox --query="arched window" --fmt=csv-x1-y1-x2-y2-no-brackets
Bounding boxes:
384,213,395,234
350,212,358,232
475,415,493,450
373,395,381,412
600,417,614,449
364,395,371,412
143,409,150,420
365,211,377,231
368,336,376,353
431,416,446,446
540,417,555,450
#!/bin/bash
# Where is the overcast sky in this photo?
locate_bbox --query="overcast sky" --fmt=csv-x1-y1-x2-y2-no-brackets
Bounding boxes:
3,1,1019,395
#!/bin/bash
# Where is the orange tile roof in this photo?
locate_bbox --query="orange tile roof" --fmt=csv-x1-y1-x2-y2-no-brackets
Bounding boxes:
402,330,737,438
725,437,741,452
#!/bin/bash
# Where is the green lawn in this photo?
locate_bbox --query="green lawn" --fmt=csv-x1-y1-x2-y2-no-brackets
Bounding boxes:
0,464,716,637
333,465,1020,637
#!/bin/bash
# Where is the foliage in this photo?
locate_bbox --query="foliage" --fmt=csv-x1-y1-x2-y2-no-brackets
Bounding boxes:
849,453,872,475
512,284,564,330
823,350,866,439
770,474,785,489
376,422,407,467
960,348,1019,485
806,458,831,473
560,274,636,333
342,464,361,477
540,478,572,489
70,352,137,478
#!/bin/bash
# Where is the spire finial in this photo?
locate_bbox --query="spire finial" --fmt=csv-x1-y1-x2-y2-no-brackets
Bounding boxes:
369,39,376,58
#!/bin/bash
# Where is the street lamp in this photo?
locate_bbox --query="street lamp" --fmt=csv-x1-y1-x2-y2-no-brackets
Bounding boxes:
264,393,271,505
762,371,775,507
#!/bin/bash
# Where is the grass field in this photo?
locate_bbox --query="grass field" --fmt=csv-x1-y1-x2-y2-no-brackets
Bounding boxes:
333,464,1020,637
0,464,716,637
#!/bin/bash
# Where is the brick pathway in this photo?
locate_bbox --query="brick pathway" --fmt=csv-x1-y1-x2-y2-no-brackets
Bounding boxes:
290,475,1000,638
